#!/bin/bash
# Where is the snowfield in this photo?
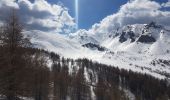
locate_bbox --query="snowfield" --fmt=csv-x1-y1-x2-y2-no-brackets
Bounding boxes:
24,23,170,79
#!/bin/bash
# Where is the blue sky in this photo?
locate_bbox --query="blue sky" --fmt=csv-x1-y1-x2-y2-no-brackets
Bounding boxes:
0,0,170,33
44,0,169,29
47,0,127,29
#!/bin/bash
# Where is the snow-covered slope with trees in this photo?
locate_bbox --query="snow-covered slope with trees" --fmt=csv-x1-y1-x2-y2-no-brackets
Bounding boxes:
69,22,170,79
24,22,170,79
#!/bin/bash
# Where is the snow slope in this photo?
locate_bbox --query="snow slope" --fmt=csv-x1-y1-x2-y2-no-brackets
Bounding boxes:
24,30,103,59
24,23,170,79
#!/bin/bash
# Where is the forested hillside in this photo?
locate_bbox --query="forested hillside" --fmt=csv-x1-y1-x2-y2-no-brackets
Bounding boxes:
1,46,170,100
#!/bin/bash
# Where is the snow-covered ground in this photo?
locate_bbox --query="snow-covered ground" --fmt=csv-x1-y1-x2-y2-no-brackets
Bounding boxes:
24,23,170,79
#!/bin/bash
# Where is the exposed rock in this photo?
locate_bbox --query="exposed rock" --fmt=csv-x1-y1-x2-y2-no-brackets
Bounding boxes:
137,35,156,43
82,43,107,51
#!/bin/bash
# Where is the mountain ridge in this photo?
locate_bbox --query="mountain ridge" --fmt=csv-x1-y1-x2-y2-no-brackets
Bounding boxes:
24,22,170,79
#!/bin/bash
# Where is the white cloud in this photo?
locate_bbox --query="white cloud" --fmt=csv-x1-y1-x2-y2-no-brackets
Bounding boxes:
61,11,75,26
0,0,19,8
162,0,170,7
0,0,169,35
122,0,161,11
0,0,76,33
89,0,170,35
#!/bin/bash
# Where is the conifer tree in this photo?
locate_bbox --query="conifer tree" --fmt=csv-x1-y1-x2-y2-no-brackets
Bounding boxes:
0,9,31,100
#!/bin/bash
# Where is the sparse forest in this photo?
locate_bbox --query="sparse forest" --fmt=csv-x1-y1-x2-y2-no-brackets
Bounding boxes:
0,10,170,100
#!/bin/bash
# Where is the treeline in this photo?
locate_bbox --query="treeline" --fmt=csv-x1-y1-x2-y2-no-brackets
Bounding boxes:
0,10,170,100
48,53,170,100
75,59,170,100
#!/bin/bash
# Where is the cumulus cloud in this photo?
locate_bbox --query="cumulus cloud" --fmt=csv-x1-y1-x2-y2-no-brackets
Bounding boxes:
89,0,170,34
0,0,19,8
0,0,76,33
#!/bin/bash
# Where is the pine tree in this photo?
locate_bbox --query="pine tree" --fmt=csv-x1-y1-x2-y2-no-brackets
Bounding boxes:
31,53,50,100
71,68,91,100
0,9,31,100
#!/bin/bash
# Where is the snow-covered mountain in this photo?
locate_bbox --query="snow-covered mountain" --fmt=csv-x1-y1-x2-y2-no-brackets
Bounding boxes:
24,22,170,79
24,30,104,59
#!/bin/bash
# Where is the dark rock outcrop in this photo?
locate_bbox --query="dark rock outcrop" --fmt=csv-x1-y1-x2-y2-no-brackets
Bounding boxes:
82,43,107,51
137,35,156,43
